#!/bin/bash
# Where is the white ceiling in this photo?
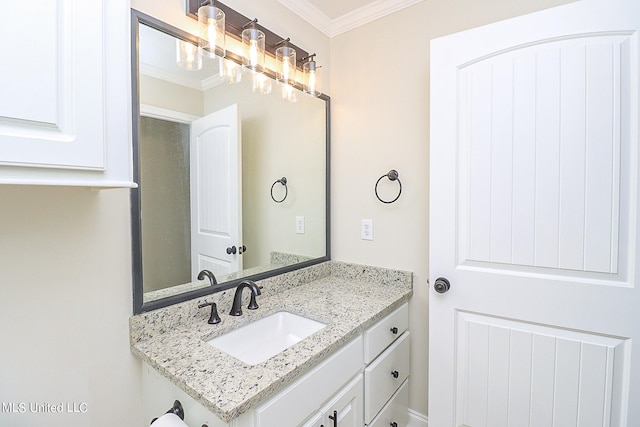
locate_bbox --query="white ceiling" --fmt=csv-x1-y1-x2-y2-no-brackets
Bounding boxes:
278,0,424,37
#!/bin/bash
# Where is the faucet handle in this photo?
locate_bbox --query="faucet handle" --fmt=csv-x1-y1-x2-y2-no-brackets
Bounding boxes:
198,301,221,324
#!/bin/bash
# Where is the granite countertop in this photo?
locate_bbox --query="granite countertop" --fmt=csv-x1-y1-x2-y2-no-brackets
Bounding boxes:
130,261,413,423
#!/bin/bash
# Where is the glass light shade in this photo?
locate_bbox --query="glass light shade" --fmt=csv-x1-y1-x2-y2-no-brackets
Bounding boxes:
281,83,297,103
276,45,296,85
176,39,202,71
303,59,320,96
251,71,272,94
242,27,265,72
219,58,242,83
198,5,225,58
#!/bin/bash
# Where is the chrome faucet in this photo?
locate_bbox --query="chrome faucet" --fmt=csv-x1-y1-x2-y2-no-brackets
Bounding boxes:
229,280,262,316
197,269,218,286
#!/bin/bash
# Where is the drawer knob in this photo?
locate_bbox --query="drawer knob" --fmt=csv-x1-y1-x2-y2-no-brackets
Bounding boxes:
390,326,399,334
390,423,398,427
391,370,399,379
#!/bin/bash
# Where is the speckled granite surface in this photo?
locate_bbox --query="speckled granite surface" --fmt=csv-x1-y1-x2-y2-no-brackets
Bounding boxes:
143,252,317,304
130,261,412,423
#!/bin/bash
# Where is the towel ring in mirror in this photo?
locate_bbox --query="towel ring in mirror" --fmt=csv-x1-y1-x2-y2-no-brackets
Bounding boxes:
375,169,402,204
271,177,288,203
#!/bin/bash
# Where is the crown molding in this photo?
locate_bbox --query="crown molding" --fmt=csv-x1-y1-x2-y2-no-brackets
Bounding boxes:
279,0,424,37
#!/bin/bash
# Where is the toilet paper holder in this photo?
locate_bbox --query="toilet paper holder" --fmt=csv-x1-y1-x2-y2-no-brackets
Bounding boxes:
150,399,209,427
151,400,184,424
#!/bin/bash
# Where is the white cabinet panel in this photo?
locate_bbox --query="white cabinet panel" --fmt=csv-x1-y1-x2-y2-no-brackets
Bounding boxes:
0,0,134,187
363,303,408,364
364,331,410,424
255,336,363,427
368,379,409,427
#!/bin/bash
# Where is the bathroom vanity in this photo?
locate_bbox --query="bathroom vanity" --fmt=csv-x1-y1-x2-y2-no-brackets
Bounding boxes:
130,261,412,426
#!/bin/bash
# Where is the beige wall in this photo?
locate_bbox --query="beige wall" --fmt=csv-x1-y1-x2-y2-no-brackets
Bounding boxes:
330,0,575,416
0,186,142,426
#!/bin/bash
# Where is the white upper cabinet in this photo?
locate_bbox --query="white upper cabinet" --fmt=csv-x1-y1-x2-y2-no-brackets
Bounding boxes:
0,0,135,187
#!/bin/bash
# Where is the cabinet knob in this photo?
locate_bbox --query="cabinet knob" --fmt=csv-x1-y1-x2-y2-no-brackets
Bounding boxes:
391,370,399,379
226,245,237,255
390,326,398,334
390,423,398,427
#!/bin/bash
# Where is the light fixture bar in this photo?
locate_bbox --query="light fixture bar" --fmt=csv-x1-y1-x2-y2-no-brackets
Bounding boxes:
186,0,309,69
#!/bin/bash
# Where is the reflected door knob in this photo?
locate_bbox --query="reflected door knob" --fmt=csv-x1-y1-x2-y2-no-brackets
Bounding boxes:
226,246,237,255
434,277,450,293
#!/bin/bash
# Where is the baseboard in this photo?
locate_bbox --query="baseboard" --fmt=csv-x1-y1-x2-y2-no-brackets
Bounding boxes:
407,408,428,427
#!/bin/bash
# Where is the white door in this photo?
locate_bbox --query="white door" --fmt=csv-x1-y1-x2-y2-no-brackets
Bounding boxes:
429,1,640,426
190,104,242,280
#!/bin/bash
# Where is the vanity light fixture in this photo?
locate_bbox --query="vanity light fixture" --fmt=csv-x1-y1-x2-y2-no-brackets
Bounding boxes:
186,0,320,96
302,54,320,97
281,83,298,103
176,39,202,71
275,38,296,86
252,71,273,94
198,0,225,58
242,19,265,73
219,58,242,83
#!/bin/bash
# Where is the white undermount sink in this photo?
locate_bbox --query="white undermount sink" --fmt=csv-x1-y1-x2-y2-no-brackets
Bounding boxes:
206,311,327,365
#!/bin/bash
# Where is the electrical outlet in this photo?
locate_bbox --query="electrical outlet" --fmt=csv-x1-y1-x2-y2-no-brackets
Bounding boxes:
361,219,373,240
296,216,305,234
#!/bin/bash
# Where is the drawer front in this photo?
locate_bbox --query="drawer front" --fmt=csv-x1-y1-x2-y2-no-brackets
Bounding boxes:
364,303,409,364
368,379,409,427
255,335,364,427
364,331,410,424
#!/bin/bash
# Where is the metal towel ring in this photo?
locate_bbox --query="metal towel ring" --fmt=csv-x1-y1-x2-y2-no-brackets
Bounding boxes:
375,169,402,204
270,177,288,203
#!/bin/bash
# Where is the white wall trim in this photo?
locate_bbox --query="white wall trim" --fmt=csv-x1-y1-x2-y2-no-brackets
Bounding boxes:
408,408,428,427
279,0,424,37
140,104,200,123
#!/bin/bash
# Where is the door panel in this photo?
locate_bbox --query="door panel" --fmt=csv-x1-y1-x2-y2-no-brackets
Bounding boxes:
456,312,628,427
459,34,629,275
190,104,242,279
429,1,639,425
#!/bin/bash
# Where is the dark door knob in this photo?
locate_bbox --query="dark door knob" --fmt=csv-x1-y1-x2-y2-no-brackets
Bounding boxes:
434,277,450,293
226,246,237,254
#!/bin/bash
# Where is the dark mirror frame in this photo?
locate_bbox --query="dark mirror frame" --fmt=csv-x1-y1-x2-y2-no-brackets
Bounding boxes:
131,9,331,314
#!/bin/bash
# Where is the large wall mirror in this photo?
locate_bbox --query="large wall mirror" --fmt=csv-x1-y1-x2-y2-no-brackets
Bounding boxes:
131,10,330,314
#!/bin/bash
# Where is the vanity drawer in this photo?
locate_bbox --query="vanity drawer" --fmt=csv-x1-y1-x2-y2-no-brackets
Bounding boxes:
364,303,409,364
368,379,409,427
364,331,410,424
255,335,363,427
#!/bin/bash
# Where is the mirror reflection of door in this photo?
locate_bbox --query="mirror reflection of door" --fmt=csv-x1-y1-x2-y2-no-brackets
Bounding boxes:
190,104,242,279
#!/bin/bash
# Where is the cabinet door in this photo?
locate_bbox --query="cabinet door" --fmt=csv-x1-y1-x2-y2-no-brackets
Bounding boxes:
0,0,134,187
0,0,105,169
321,375,363,427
